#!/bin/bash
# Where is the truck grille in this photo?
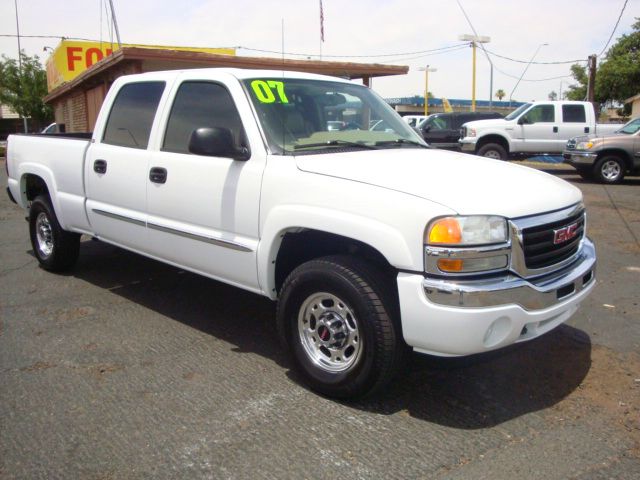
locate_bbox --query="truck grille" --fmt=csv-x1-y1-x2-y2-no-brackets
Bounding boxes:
521,210,585,269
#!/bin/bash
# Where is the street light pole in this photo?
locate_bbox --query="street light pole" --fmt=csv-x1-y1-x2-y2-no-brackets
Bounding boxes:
418,65,437,116
459,34,490,112
509,43,548,105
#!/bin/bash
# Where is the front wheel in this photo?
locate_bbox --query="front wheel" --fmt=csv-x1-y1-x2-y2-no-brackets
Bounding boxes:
477,142,508,160
277,256,403,399
594,155,625,184
29,195,80,271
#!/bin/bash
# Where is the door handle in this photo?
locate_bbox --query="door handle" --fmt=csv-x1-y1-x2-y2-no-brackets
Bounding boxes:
584,126,590,133
553,126,558,133
93,159,107,174
149,167,167,184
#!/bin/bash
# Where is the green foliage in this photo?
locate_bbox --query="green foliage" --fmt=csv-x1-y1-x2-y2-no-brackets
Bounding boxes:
548,90,558,101
566,64,588,101
596,18,640,103
0,51,52,130
495,89,506,100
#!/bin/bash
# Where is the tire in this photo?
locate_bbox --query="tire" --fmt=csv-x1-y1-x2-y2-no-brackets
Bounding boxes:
277,255,403,399
594,155,625,184
29,195,80,272
477,143,508,160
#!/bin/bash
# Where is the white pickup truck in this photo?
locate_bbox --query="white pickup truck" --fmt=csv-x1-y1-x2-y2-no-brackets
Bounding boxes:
459,100,619,160
6,69,596,398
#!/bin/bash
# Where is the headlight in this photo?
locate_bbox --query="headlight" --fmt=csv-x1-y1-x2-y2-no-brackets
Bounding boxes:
468,128,477,137
426,216,508,246
425,216,510,274
576,141,593,150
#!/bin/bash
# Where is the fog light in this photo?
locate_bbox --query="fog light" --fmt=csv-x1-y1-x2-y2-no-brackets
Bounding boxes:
437,255,507,273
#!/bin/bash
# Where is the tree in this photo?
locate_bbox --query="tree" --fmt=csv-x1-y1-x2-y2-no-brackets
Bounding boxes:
565,63,588,101
548,90,558,101
495,89,506,101
596,17,640,103
0,51,52,131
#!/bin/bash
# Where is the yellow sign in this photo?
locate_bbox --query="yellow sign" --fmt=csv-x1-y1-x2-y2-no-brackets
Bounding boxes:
46,40,236,91
442,98,453,113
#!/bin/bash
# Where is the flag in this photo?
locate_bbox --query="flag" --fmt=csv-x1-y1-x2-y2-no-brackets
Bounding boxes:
320,1,325,43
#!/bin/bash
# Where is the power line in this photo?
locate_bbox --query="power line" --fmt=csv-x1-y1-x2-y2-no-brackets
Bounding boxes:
492,63,573,82
484,48,586,65
236,43,468,59
377,45,470,64
598,0,629,56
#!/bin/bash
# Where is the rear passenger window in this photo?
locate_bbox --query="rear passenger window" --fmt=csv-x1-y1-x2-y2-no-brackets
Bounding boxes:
163,82,245,154
103,82,165,149
562,105,586,123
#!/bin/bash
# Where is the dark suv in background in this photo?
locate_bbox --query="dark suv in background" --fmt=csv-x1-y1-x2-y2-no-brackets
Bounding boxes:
418,111,503,149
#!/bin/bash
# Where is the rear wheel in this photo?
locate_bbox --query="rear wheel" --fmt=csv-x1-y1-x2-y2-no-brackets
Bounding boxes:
277,255,403,399
29,195,80,271
594,155,625,184
477,142,507,160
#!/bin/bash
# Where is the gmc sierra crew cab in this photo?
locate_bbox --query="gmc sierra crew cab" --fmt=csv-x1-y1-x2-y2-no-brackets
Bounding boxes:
6,69,597,398
459,100,618,160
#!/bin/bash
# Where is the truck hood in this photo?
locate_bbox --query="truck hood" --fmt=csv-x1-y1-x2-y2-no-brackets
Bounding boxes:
295,148,582,218
462,118,512,130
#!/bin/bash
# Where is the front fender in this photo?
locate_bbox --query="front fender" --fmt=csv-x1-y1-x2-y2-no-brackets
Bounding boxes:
258,205,415,299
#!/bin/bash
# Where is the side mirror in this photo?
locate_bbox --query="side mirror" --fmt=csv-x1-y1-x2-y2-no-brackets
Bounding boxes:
422,125,431,133
188,127,250,160
517,116,530,125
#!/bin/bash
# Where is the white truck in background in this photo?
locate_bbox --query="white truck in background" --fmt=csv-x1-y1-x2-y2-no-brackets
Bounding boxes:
6,69,596,399
459,100,619,159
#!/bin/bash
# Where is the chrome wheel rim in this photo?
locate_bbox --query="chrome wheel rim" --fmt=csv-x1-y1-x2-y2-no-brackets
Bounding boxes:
601,160,621,181
297,292,362,373
35,212,54,258
483,150,502,160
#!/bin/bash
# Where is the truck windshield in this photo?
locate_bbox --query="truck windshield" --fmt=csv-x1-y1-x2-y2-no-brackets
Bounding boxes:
505,103,531,121
616,117,640,135
242,78,426,154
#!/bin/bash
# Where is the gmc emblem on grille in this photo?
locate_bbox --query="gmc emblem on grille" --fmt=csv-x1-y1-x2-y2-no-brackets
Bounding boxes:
553,222,579,244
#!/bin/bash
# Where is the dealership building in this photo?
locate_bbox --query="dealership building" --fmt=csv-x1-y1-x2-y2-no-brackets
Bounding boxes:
43,41,408,133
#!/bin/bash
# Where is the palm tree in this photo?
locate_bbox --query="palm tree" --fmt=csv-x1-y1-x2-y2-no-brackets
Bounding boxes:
495,89,506,101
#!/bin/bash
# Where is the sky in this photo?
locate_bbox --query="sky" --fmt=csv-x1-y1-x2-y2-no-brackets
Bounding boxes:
0,0,637,102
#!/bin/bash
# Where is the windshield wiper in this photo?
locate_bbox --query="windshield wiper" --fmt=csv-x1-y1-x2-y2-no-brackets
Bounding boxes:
374,139,430,148
293,140,379,150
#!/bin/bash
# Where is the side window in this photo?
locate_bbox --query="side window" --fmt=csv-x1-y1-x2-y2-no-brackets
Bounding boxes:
562,105,586,123
163,82,245,154
103,82,165,149
523,105,555,123
431,116,450,130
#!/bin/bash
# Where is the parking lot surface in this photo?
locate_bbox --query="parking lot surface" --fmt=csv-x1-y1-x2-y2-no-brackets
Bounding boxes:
1,161,639,479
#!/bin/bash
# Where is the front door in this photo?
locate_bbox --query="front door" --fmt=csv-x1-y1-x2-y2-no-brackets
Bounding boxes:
145,80,264,291
516,104,561,153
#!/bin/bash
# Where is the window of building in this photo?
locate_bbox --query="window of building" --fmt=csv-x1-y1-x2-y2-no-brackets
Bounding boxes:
163,82,245,154
103,82,165,149
562,104,587,123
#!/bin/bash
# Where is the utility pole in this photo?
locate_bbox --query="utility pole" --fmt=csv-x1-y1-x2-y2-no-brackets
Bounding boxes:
587,54,598,119
419,65,437,116
459,34,490,112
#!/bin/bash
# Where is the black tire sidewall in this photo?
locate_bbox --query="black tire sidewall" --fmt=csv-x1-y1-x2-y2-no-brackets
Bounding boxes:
477,143,507,160
279,260,393,398
29,196,79,271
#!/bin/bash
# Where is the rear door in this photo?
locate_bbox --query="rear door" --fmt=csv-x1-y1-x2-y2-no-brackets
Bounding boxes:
557,104,591,142
85,80,166,251
424,115,458,148
145,78,265,291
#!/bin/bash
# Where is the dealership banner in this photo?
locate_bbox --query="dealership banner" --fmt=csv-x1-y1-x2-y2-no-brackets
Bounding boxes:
46,40,236,91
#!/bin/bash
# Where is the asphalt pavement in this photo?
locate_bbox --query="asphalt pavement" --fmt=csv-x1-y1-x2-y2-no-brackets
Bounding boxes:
1,161,638,479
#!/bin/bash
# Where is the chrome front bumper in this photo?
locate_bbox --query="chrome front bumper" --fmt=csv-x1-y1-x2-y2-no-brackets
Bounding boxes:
563,151,598,165
423,238,596,311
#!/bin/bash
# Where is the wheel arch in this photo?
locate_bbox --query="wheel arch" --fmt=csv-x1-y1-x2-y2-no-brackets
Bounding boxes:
476,134,510,154
258,206,414,300
596,149,633,171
